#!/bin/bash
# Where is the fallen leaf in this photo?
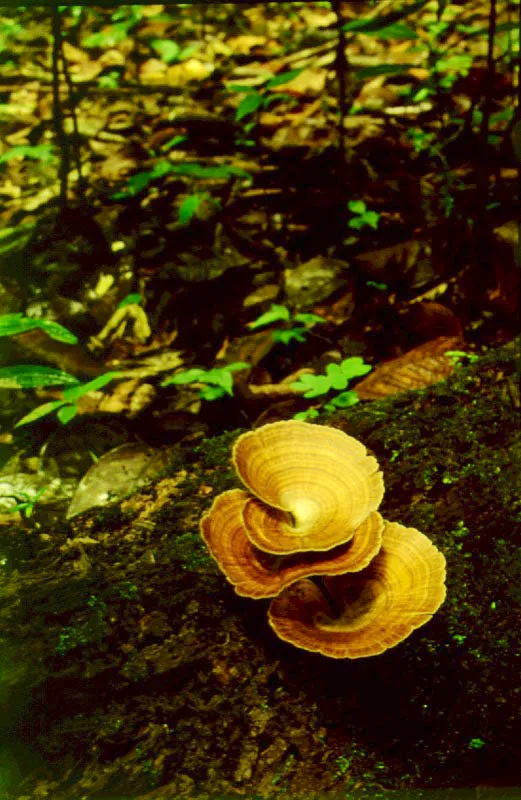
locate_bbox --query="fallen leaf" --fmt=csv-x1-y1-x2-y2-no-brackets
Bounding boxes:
355,337,461,400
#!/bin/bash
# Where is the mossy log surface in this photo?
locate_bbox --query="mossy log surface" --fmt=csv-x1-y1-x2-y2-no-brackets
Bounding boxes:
1,338,521,800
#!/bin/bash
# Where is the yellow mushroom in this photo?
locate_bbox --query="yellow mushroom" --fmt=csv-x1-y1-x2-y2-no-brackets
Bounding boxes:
267,521,447,658
200,488,384,598
232,420,385,554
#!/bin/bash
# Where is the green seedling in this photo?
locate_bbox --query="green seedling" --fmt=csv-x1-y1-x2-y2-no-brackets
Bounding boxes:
112,161,250,201
445,350,479,366
291,357,372,421
347,200,380,231
150,39,198,64
162,362,249,401
5,486,47,519
229,69,304,141
249,303,325,345
14,371,121,427
0,145,55,165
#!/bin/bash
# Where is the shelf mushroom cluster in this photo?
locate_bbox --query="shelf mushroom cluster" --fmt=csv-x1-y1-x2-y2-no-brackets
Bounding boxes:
200,421,446,659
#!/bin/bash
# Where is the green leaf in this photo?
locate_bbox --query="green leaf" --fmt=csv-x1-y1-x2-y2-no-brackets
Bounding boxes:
272,328,307,345
293,408,320,421
224,362,250,372
342,0,430,34
328,390,360,408
325,363,349,390
364,211,380,230
0,223,34,256
118,293,142,309
236,91,263,122
348,200,366,214
266,68,304,89
249,304,291,329
62,371,120,402
0,144,55,164
200,368,234,394
178,194,202,225
340,357,372,379
0,365,80,389
355,64,410,79
199,385,227,401
150,38,180,63
290,374,331,398
293,312,325,326
161,368,206,387
35,318,78,344
373,22,418,39
15,399,69,427
57,404,79,424
169,163,251,179
366,280,388,291
178,44,199,61
0,313,78,344
162,134,188,151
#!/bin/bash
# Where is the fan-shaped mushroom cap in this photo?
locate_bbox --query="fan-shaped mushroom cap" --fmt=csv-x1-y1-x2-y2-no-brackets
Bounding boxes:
200,489,385,598
268,521,446,658
232,421,384,554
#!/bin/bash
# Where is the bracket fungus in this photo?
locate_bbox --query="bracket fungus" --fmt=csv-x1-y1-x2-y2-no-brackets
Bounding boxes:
200,420,446,658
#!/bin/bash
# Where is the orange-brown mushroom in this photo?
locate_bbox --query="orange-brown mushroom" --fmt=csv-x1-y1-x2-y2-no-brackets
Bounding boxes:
268,521,446,658
200,488,385,598
232,420,384,554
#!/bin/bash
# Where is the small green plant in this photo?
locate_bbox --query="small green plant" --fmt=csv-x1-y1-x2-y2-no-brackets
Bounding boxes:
149,38,198,64
5,486,47,519
112,161,250,201
98,70,121,89
162,362,249,401
291,357,372,420
228,69,303,144
15,371,121,427
445,350,479,366
248,303,325,344
0,145,55,165
347,200,380,231
178,192,220,225
82,6,142,48
334,754,353,778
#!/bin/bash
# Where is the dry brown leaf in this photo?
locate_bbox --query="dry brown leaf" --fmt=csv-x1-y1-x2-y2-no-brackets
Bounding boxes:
355,337,461,400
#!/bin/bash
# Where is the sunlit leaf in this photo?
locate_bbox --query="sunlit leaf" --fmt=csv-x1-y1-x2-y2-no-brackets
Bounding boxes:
325,363,349,390
179,194,202,225
236,91,263,122
0,144,55,164
118,293,142,308
15,400,69,427
199,385,227,401
266,68,304,89
0,366,79,389
151,38,180,63
0,313,78,343
62,371,121,402
293,312,325,326
57,404,79,424
340,357,372,379
272,328,307,344
249,304,291,329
